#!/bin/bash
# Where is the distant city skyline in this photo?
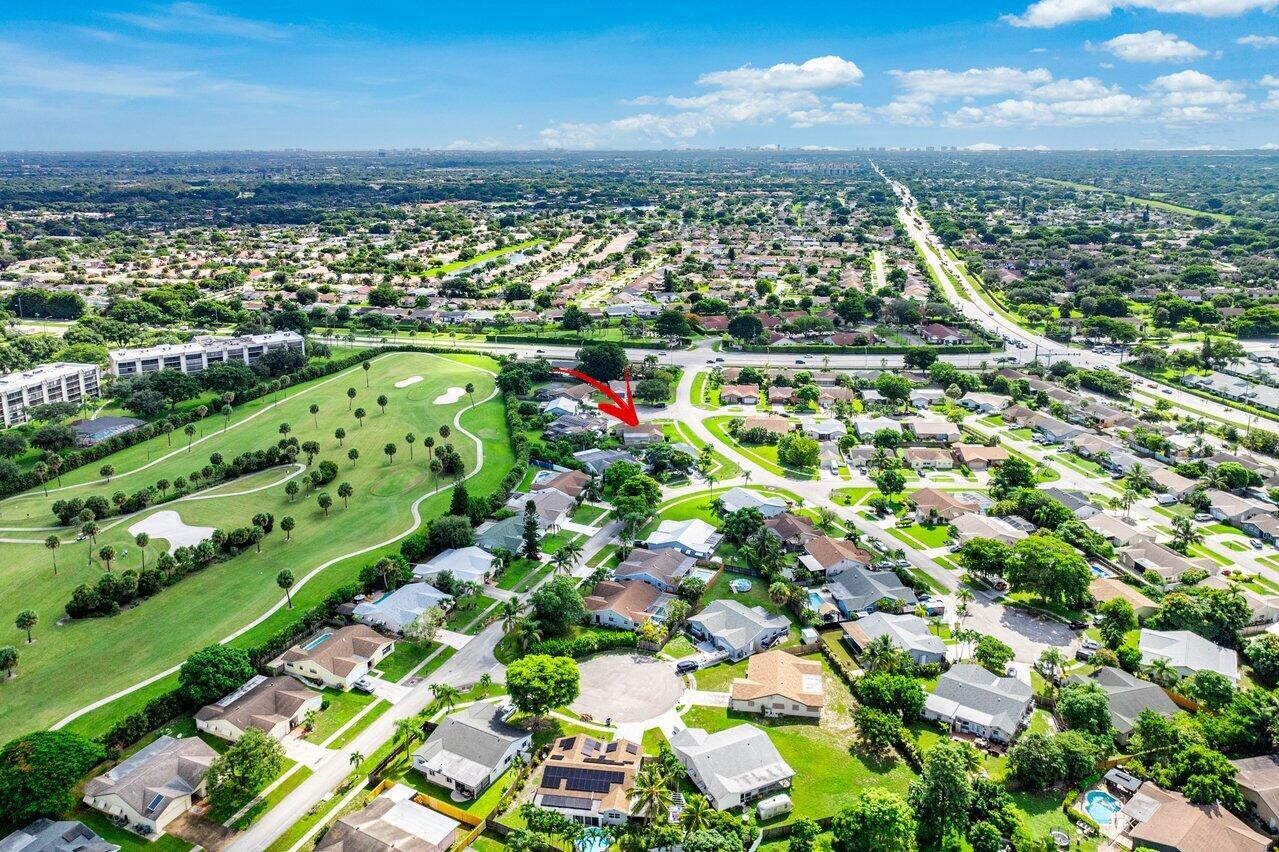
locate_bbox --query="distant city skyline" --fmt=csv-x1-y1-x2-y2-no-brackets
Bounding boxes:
1,1,1278,151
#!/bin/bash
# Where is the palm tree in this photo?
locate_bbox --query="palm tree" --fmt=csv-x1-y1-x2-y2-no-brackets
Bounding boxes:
512,617,543,652
44,535,60,575
860,634,901,674
309,403,320,427
348,750,364,769
628,763,673,824
768,581,793,608
1037,648,1066,681
375,557,399,591
15,610,37,644
499,599,523,634
679,793,714,835
1170,515,1203,553
1111,488,1139,521
430,683,463,713
394,717,423,750
1127,462,1155,495
476,673,493,696
552,540,584,575
955,586,974,620
465,382,476,408
135,533,149,569
1146,658,1180,688
551,548,574,576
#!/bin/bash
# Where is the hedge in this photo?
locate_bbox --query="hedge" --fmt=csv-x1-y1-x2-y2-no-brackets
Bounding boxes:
484,333,676,350
736,343,999,355
525,629,637,659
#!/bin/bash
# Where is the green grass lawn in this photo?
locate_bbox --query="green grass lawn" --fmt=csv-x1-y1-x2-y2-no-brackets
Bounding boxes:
681,663,913,823
570,503,608,525
658,418,741,480
0,350,515,741
304,689,379,743
1204,523,1246,537
74,807,194,851
445,595,499,632
663,634,698,659
691,656,751,692
704,416,816,480
690,371,716,410
375,640,440,683
701,570,791,618
495,557,549,591
230,765,314,830
539,530,584,555
423,238,543,277
888,523,954,549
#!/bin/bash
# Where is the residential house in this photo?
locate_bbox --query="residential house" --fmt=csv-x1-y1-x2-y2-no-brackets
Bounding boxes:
767,386,796,406
544,414,608,440
800,535,873,576
1203,575,1279,628
804,419,848,441
1042,488,1100,520
195,675,322,743
817,386,856,408
1232,754,1279,833
842,611,947,665
617,423,665,447
83,735,217,835
826,565,917,617
1150,467,1198,499
1119,782,1268,852
740,416,793,439
669,725,795,811
910,388,946,408
316,784,460,852
505,489,573,532
1090,578,1158,619
573,448,637,476
852,416,901,437
719,385,761,405
764,513,820,550
909,488,979,523
688,600,790,661
0,820,118,852
1067,667,1177,746
475,516,525,554
534,736,643,826
921,664,1033,744
1205,488,1272,525
720,487,787,518
905,418,962,443
586,581,672,630
950,513,1027,545
412,703,532,799
277,625,395,690
613,547,697,593
1242,512,1279,542
903,447,954,472
646,518,722,558
1118,540,1216,587
953,444,1009,471
354,582,452,634
920,323,970,345
728,650,825,719
414,546,497,586
531,469,592,500
959,393,1010,414
1140,629,1239,684
1030,414,1085,444
1071,433,1124,459
1084,514,1148,548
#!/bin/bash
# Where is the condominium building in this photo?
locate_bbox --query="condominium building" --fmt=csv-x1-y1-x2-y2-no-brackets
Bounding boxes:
0,362,101,427
109,331,304,377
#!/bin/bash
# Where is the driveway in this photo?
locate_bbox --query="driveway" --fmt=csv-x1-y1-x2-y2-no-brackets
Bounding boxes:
962,591,1079,662
569,653,685,724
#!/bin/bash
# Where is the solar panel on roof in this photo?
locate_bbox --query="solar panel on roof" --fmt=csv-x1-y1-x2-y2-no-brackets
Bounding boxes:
625,743,638,754
144,793,164,814
558,736,575,748
541,794,593,811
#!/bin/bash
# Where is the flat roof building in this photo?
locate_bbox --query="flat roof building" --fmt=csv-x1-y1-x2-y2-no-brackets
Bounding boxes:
0,362,101,427
109,331,304,377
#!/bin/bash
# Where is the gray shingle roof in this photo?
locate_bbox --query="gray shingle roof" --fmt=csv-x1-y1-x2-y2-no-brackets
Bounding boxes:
413,703,530,789
669,724,794,806
828,566,917,612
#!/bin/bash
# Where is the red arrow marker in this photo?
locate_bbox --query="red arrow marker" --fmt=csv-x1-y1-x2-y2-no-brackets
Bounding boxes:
551,367,640,426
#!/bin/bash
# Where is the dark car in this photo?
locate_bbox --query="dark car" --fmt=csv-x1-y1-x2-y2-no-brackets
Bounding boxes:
675,660,699,674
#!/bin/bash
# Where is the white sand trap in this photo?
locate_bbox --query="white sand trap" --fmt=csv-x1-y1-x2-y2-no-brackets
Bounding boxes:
394,375,424,389
129,510,216,554
433,386,465,404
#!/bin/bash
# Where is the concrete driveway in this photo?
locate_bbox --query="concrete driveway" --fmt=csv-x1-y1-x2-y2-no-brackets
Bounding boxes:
569,653,685,724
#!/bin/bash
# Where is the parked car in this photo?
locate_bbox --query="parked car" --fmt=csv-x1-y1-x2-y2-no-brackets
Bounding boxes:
1081,638,1101,651
1251,539,1265,550
1075,647,1096,662
676,660,699,674
353,677,375,693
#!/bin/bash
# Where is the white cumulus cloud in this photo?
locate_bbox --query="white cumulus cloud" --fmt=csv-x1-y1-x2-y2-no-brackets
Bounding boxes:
1004,0,1278,28
1095,30,1206,62
1238,34,1279,47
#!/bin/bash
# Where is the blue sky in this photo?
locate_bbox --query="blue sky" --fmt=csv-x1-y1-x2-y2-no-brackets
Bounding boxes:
1,1,1277,150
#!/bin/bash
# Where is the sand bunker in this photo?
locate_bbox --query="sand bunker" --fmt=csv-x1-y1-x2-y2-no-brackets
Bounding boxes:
129,510,216,554
433,386,465,404
394,375,424,389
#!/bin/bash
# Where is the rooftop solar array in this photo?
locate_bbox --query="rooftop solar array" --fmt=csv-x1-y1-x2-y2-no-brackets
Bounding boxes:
543,765,625,794
540,794,594,811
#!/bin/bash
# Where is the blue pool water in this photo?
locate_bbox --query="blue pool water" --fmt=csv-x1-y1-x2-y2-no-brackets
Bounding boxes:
808,592,824,609
730,578,753,592
302,632,332,651
1089,565,1113,578
1084,790,1121,824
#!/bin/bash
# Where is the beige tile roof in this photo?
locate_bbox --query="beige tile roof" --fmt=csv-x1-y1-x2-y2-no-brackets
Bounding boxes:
282,625,390,678
585,581,663,625
730,650,825,709
1125,783,1268,852
802,535,872,570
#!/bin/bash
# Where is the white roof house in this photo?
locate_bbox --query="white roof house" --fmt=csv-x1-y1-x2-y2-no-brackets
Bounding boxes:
922,664,1033,744
949,513,1028,545
646,518,722,558
852,416,901,436
1139,629,1239,684
412,702,532,799
720,487,787,519
413,546,495,586
354,582,452,634
669,724,795,810
843,612,947,665
803,419,848,441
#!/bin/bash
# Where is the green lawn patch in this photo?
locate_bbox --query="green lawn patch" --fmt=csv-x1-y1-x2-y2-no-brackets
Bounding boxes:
1204,523,1245,537
496,557,550,591
376,641,439,683
889,523,953,549
445,595,499,633
570,503,608,525
702,570,791,619
305,689,379,743
231,765,314,829
663,634,698,659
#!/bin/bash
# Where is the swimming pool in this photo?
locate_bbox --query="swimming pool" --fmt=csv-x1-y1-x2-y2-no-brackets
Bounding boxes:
576,827,611,852
808,592,824,610
730,578,753,593
302,632,332,651
1083,790,1121,825
1089,564,1114,579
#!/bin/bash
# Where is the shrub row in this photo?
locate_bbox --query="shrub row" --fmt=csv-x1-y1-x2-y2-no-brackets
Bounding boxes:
65,515,276,618
484,332,677,350
737,342,999,355
526,629,637,659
